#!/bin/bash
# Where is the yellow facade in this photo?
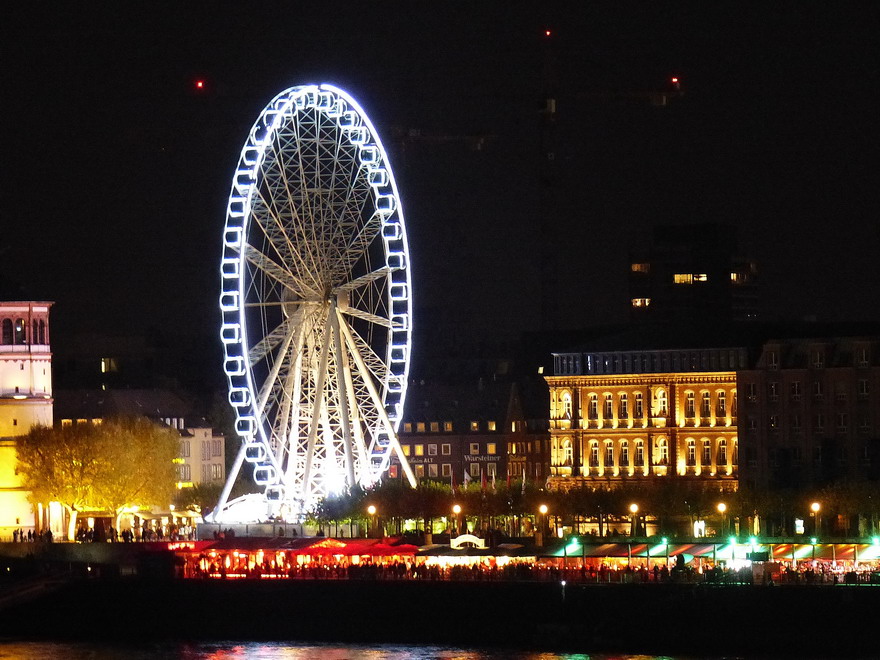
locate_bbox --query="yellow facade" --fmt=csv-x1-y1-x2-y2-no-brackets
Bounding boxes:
547,372,738,487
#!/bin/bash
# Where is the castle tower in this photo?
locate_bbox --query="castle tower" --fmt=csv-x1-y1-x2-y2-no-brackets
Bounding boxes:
0,301,54,534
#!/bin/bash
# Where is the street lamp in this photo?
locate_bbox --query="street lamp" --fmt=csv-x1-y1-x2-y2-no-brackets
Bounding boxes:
810,501,820,537
717,502,727,537
538,504,548,547
367,504,376,534
452,504,461,536
629,503,639,537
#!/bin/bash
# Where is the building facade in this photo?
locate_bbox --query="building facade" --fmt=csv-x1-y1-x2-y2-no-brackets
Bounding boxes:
737,337,880,491
390,379,549,486
0,301,55,536
547,346,744,490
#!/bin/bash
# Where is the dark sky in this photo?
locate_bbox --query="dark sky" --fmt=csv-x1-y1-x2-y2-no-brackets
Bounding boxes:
4,4,879,357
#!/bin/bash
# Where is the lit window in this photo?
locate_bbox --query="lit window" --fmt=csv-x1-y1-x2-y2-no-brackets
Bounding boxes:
403,423,412,433
693,273,708,282
389,465,399,479
444,421,453,432
415,465,425,478
61,419,73,427
416,422,426,433
487,421,497,431
430,422,440,432
487,443,496,455
631,297,651,308
561,439,573,466
470,421,479,431
402,445,411,456
415,444,424,457
561,392,572,418
673,273,694,284
631,263,650,273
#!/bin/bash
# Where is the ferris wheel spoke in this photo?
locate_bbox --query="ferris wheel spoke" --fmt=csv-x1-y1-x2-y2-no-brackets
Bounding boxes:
244,244,321,301
251,184,323,290
332,266,393,295
339,306,393,329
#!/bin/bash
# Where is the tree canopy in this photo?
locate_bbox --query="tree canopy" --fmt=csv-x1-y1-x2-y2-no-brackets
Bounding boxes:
16,417,179,538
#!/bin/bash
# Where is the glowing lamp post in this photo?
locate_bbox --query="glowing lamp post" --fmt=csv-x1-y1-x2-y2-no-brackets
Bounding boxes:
367,505,377,538
717,502,727,537
537,504,548,547
452,504,462,536
811,501,821,538
629,503,639,537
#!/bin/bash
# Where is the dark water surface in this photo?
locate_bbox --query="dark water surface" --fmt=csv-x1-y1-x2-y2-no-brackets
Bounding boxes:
0,642,699,659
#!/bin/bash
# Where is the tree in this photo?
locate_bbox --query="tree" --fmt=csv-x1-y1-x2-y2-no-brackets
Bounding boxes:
16,424,101,540
16,418,179,539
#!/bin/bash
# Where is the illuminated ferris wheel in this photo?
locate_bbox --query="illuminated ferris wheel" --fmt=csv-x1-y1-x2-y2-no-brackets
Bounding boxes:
211,84,416,523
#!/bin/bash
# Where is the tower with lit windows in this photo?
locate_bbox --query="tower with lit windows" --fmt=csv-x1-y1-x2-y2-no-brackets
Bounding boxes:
629,223,758,323
0,301,54,533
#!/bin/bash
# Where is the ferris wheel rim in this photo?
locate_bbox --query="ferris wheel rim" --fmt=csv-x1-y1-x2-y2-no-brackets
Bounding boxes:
216,84,415,519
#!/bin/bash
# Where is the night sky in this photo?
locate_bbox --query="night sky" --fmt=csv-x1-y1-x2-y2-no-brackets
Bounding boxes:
4,4,879,364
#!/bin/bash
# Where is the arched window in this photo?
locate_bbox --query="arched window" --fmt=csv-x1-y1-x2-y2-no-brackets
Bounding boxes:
13,318,26,344
701,391,711,417
634,392,644,418
732,438,738,465
603,394,613,419
619,393,629,418
656,437,668,465
1,319,11,344
588,393,598,419
589,441,599,467
686,438,696,466
604,441,614,468
561,438,573,466
561,391,572,419
718,438,728,464
717,391,727,416
701,439,712,465
620,441,630,466
635,439,645,466
655,389,668,416
685,391,696,418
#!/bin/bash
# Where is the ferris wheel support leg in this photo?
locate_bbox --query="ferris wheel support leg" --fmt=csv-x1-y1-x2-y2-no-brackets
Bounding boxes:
214,441,248,523
302,306,333,492
330,308,357,488
338,317,417,488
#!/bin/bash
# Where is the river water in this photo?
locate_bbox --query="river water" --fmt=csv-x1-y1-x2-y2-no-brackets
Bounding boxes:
0,642,697,659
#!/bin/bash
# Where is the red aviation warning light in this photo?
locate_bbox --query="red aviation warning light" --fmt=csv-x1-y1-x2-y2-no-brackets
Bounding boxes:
195,80,205,90
544,29,552,37
671,76,681,90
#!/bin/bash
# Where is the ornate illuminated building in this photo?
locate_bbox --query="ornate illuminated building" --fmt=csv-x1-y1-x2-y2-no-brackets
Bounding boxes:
547,346,743,490
0,301,54,534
